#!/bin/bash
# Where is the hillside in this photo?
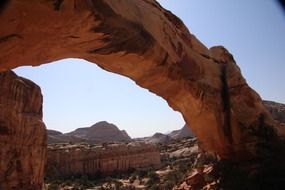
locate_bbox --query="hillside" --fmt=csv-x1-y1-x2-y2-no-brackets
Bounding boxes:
263,100,285,124
47,121,131,144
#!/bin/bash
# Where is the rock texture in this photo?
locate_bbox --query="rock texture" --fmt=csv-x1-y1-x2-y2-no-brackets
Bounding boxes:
174,165,215,190
0,0,284,166
0,71,46,190
263,100,285,124
46,142,161,178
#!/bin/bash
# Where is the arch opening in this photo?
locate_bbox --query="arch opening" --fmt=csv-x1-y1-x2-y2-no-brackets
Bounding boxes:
14,58,186,138
8,59,198,189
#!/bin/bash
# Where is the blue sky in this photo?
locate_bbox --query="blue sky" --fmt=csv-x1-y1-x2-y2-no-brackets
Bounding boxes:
14,1,285,137
158,0,285,102
15,59,184,137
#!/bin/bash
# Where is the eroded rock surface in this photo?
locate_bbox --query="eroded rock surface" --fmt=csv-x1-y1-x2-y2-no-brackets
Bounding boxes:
0,0,283,166
0,71,46,190
263,100,285,124
46,142,161,178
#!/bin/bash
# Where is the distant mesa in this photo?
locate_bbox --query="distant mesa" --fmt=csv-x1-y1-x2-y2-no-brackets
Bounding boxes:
47,130,85,144
67,121,132,142
263,100,285,124
47,121,131,144
169,124,195,139
136,124,195,144
146,132,171,144
47,129,62,136
47,100,284,145
121,130,131,139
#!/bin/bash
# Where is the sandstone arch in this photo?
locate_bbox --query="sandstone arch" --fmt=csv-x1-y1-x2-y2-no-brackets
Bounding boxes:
1,0,283,157
0,0,284,188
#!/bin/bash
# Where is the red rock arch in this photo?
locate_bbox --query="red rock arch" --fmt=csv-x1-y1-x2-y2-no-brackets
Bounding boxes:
0,0,281,158
0,2,283,188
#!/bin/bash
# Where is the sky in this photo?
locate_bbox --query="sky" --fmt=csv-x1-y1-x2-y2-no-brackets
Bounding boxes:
14,1,285,138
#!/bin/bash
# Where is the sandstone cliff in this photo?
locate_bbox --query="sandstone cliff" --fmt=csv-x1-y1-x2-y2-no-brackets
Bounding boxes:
0,71,46,190
46,142,161,179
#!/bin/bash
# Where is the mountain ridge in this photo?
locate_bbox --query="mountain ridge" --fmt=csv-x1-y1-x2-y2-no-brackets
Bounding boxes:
47,121,131,144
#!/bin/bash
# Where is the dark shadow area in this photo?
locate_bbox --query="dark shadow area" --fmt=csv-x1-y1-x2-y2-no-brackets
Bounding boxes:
201,114,285,190
278,0,285,11
0,0,9,14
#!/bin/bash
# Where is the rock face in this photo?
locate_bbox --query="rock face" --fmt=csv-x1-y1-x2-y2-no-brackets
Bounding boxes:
46,142,161,178
263,100,285,124
67,121,132,143
0,0,284,173
0,71,46,190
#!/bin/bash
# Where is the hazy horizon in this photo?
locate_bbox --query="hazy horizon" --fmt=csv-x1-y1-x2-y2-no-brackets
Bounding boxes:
46,119,178,137
14,1,285,138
